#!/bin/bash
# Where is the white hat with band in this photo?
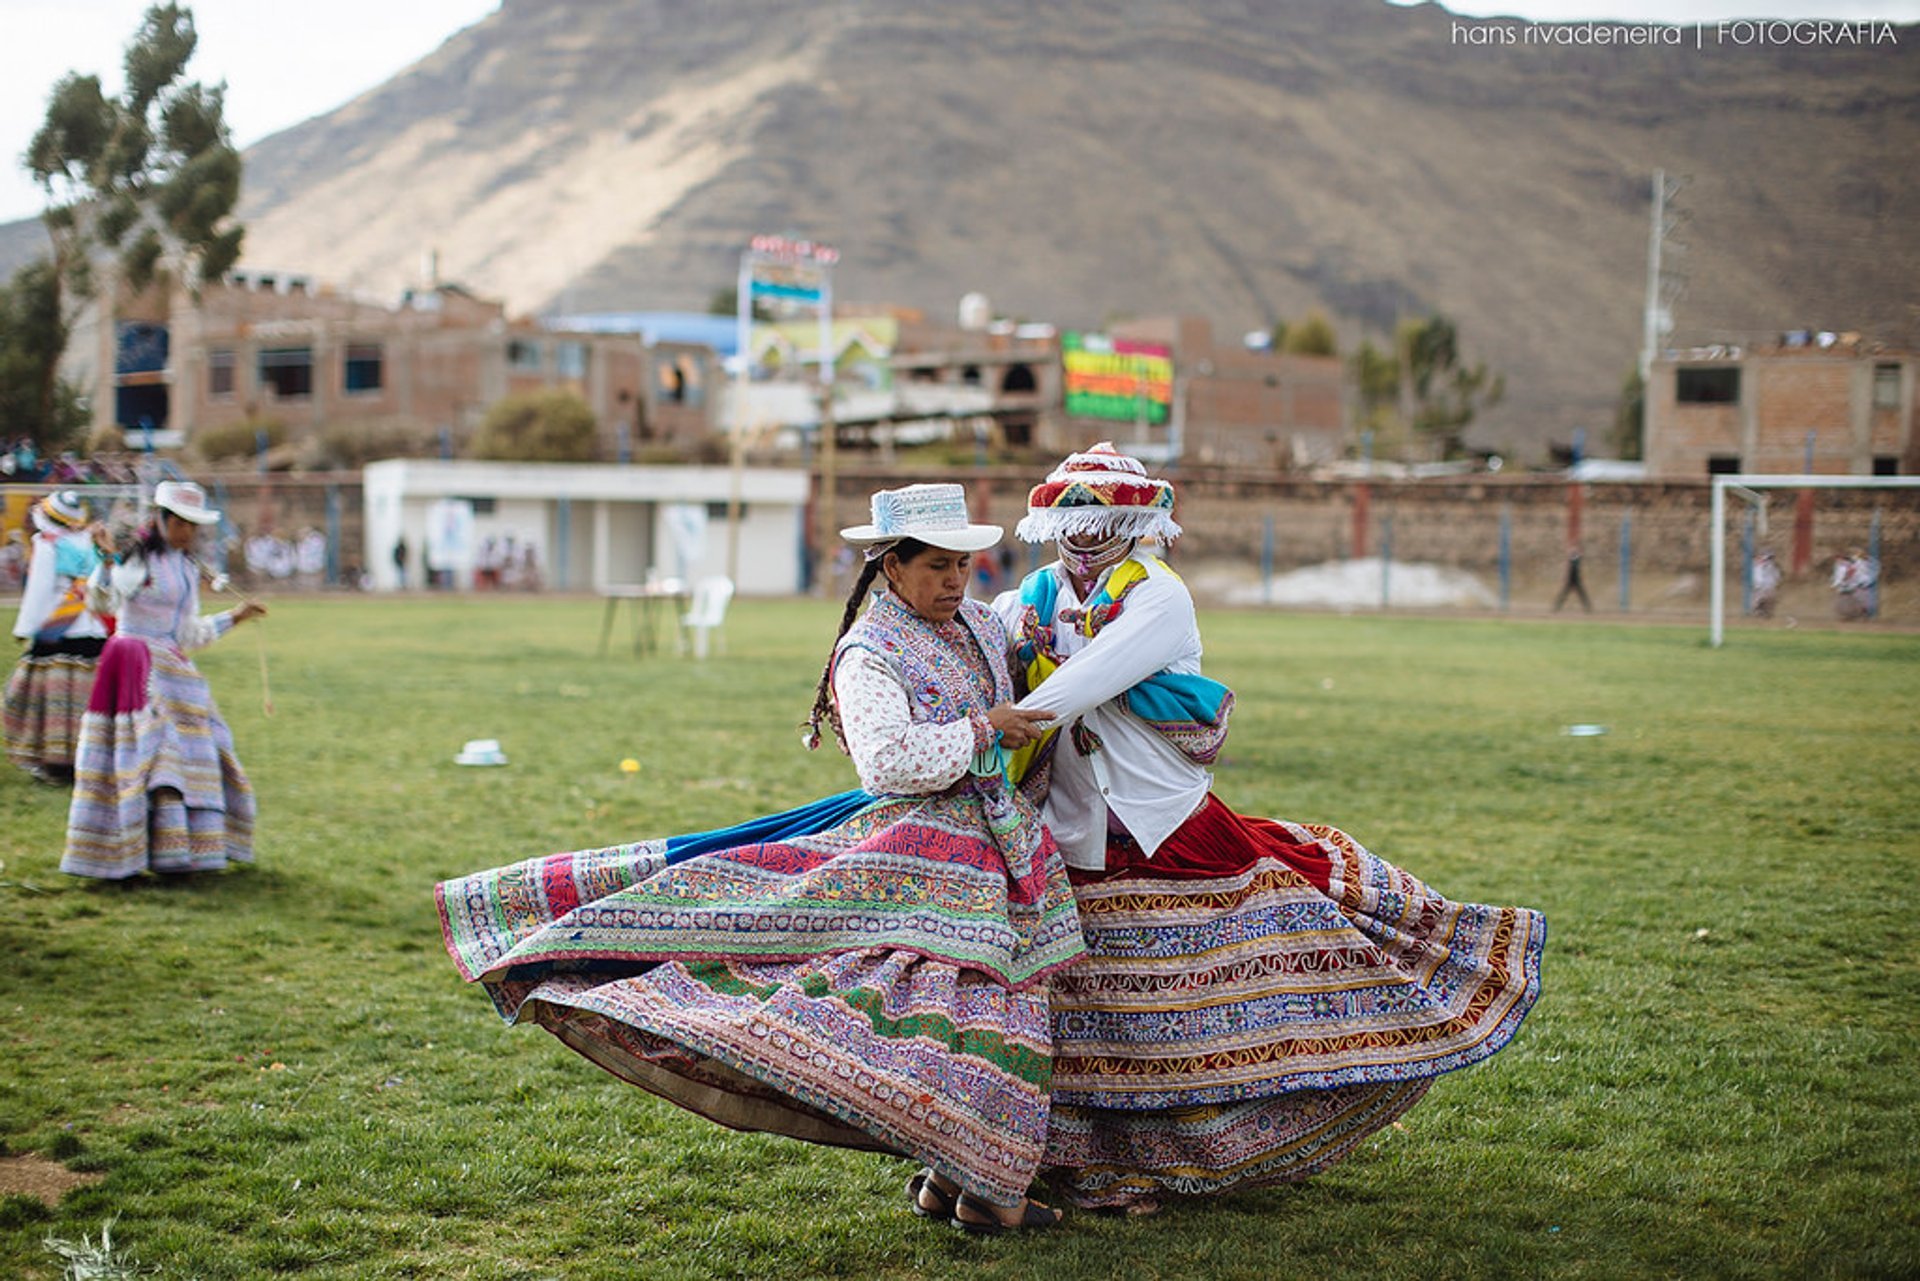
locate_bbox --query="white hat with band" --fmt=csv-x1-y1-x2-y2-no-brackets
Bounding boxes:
840,483,1002,553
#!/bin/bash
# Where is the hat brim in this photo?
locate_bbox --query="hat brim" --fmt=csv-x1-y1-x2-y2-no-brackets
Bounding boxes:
839,523,1003,552
156,502,221,525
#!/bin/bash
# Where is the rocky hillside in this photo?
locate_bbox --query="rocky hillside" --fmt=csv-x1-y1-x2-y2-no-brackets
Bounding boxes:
15,0,1920,456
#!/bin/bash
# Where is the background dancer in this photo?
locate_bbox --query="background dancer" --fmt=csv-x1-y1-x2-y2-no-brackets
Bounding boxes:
61,481,266,879
5,491,112,783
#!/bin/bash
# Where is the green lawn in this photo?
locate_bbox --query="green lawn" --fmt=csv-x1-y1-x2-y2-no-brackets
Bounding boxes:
2,598,1916,1279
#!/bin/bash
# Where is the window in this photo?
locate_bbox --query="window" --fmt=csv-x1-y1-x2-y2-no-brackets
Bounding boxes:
1872,456,1899,476
208,349,236,398
115,322,169,375
1874,363,1901,409
555,341,587,379
705,502,746,521
1706,455,1741,476
344,343,384,393
258,346,313,399
1676,367,1740,404
507,339,542,372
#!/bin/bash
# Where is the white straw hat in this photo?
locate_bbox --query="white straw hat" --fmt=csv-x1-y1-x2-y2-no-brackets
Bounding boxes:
840,483,1002,553
152,480,222,526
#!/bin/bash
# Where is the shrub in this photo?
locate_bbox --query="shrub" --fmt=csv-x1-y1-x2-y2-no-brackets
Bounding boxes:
314,416,435,469
194,417,285,462
471,390,599,463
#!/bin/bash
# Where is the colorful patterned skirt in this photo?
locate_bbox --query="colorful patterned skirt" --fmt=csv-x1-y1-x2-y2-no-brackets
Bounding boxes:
3,637,104,777
436,786,1086,1208
60,634,256,879
1041,795,1546,1207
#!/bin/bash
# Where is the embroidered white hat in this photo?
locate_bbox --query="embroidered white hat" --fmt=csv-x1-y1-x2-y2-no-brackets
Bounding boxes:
152,480,222,526
30,490,89,533
839,483,1003,553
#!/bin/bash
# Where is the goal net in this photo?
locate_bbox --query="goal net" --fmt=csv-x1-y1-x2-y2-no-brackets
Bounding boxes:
1710,474,1920,646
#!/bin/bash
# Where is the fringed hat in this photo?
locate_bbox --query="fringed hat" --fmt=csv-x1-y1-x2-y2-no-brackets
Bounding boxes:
30,490,89,534
1014,442,1181,545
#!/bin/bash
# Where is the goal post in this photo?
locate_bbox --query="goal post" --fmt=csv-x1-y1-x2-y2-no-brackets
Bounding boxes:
1710,473,1920,647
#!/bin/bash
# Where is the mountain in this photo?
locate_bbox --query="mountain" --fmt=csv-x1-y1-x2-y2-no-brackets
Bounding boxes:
18,0,1920,457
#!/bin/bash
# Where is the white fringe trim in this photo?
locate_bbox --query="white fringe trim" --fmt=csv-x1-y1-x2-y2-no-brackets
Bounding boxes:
1015,506,1182,544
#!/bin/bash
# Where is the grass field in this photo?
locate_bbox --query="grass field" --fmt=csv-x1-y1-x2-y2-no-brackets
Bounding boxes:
1,597,1916,1280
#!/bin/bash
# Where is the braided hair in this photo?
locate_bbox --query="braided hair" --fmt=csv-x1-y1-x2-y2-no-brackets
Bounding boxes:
802,537,930,752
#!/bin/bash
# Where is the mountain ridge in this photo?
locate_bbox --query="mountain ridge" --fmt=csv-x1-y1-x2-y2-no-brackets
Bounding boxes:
8,0,1915,457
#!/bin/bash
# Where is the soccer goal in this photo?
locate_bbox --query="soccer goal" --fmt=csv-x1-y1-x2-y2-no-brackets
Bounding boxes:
1710,474,1920,646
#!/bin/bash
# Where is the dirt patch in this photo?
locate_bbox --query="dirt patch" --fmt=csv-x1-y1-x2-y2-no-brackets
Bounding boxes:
0,1154,103,1206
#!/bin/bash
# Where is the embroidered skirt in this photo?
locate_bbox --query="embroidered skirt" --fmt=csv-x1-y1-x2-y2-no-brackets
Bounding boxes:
1042,796,1545,1207
60,634,256,879
437,788,1085,1207
3,637,104,776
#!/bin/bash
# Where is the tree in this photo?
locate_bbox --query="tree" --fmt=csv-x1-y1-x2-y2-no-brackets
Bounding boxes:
0,260,89,449
24,4,243,438
1394,313,1504,457
1347,338,1401,449
471,390,600,462
1280,310,1339,357
1612,366,1645,461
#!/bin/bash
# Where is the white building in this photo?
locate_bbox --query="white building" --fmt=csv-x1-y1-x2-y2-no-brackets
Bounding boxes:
362,459,810,595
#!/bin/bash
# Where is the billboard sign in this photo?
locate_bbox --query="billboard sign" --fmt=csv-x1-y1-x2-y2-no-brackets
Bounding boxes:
1062,331,1173,424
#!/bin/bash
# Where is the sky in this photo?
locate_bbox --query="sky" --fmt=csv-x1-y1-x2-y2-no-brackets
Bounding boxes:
1,0,1914,226
0,0,500,224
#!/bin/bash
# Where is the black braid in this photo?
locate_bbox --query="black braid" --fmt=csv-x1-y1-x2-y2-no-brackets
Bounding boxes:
802,538,930,753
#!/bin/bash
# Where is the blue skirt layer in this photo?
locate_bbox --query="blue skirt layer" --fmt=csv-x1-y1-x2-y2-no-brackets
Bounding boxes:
662,788,875,863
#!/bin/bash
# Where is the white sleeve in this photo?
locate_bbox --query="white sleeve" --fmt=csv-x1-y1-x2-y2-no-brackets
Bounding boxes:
1014,575,1197,722
989,584,1024,634
174,606,235,652
833,648,987,795
12,542,56,638
88,557,147,619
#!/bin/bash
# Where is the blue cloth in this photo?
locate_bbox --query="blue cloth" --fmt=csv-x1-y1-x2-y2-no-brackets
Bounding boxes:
53,538,100,580
662,788,875,863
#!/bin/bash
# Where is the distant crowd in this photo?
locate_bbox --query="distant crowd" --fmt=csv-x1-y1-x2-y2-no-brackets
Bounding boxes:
1,438,146,487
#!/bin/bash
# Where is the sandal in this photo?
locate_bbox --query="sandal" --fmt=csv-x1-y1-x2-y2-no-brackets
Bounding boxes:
906,1168,957,1220
950,1191,1062,1235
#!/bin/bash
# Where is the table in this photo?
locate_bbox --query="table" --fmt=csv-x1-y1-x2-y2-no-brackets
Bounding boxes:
597,583,690,656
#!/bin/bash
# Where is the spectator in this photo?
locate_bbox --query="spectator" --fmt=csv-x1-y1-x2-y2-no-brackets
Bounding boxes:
1751,549,1782,618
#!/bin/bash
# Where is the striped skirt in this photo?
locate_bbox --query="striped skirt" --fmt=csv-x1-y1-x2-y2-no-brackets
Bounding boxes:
1042,796,1546,1208
438,787,1084,1208
3,638,103,776
61,634,256,879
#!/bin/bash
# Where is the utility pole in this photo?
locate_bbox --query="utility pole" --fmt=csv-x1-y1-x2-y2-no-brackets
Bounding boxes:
728,235,837,590
1640,169,1686,381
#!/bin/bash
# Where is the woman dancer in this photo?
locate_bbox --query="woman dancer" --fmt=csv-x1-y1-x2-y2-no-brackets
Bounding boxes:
5,491,112,782
61,481,265,879
436,483,1075,1233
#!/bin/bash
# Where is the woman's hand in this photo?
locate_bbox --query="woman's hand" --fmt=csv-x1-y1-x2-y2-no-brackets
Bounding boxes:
988,704,1053,750
233,601,268,624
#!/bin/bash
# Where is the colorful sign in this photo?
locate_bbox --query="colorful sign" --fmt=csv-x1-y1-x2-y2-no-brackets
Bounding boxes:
748,259,826,306
1062,331,1173,424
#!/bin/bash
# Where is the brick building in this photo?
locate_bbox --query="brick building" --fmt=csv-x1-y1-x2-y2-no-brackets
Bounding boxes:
85,273,720,460
1644,338,1918,478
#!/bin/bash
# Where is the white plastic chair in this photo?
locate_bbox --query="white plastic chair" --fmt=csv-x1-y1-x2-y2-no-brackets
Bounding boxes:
680,576,734,659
